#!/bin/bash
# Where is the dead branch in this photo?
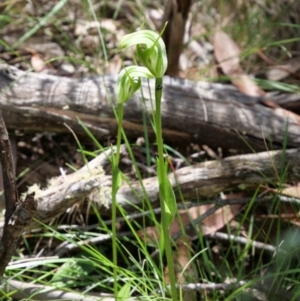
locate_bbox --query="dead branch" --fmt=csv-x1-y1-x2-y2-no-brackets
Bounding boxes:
0,111,18,223
0,148,300,240
0,193,36,275
0,111,36,275
1,64,300,153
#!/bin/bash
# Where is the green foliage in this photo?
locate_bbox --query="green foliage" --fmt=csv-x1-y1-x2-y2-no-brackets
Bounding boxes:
157,158,176,228
51,259,96,288
117,281,132,301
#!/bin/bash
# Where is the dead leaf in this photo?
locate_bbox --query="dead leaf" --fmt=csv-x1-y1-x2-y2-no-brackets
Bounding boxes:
281,184,300,199
214,31,265,97
164,238,197,300
258,53,300,81
230,74,265,97
174,204,242,237
200,204,242,235
31,53,47,72
267,63,300,81
214,31,241,75
27,48,53,73
138,204,242,242
138,226,160,246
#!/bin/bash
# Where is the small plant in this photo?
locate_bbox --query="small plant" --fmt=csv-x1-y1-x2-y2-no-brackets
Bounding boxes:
113,28,177,300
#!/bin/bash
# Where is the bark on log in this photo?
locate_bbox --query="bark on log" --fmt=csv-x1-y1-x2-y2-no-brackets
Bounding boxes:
1,147,300,239
0,64,300,153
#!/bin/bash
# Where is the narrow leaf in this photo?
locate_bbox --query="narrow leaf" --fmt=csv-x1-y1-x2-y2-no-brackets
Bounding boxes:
117,281,131,301
160,176,176,227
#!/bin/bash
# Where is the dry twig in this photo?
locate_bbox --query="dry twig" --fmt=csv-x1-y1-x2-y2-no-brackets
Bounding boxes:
0,111,37,275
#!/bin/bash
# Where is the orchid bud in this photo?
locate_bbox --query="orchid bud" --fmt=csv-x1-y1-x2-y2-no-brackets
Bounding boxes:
114,66,154,104
118,30,168,78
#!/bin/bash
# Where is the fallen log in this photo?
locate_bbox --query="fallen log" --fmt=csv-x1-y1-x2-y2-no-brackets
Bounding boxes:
1,64,300,153
1,147,300,239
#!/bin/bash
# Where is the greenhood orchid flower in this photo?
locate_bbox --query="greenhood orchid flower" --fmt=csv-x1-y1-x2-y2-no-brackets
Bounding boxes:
114,65,154,104
117,30,168,78
113,28,177,300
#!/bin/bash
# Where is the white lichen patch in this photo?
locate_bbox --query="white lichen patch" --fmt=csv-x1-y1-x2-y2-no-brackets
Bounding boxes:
21,164,109,209
22,183,43,201
88,186,111,209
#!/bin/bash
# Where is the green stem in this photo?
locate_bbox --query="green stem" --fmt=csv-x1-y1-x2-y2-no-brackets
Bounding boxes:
112,103,124,297
155,77,177,301
116,104,123,164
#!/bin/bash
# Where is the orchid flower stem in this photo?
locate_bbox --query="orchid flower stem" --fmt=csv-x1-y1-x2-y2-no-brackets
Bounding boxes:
155,77,177,300
116,104,123,164
111,103,124,297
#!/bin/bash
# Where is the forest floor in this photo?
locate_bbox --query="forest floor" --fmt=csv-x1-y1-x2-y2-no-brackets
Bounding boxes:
1,0,300,300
